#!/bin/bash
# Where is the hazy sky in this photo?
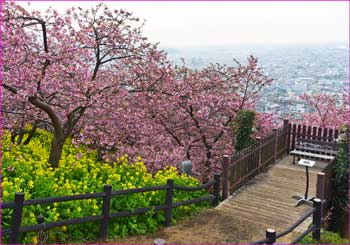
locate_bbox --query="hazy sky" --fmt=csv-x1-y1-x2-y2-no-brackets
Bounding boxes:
17,1,349,47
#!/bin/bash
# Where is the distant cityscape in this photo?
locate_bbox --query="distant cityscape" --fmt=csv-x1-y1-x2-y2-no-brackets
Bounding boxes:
163,44,349,121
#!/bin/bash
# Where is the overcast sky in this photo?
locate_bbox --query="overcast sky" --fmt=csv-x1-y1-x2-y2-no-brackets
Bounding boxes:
17,1,349,48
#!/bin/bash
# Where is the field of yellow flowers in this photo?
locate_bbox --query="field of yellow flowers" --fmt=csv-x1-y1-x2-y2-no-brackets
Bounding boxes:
1,129,209,243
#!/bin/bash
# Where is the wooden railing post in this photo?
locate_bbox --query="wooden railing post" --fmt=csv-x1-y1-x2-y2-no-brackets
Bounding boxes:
266,228,276,244
291,123,297,151
37,214,48,244
284,119,290,153
316,172,325,219
316,172,326,218
10,192,25,243
213,173,221,206
273,128,278,163
99,185,112,240
316,172,325,201
312,198,322,241
256,137,262,173
222,155,230,200
283,119,289,130
165,179,174,227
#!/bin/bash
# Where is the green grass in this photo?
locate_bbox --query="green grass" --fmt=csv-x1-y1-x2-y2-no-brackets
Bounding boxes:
299,229,349,244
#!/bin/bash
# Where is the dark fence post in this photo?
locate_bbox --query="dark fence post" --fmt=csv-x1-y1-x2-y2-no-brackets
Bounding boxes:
256,137,262,173
266,228,276,244
316,173,325,201
316,172,325,219
291,124,297,151
283,119,289,130
273,128,278,163
284,119,290,153
213,173,221,206
37,214,48,244
222,155,230,200
99,185,112,240
312,198,322,241
10,192,25,243
165,179,174,227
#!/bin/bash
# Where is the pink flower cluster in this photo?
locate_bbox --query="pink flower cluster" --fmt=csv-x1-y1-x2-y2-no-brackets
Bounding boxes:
2,2,274,177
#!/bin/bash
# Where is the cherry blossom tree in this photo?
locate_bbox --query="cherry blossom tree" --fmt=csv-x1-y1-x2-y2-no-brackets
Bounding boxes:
2,2,168,168
299,92,348,129
76,56,272,177
132,57,272,177
3,2,273,178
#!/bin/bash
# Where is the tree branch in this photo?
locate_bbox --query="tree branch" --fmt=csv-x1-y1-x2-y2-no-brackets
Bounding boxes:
27,96,62,133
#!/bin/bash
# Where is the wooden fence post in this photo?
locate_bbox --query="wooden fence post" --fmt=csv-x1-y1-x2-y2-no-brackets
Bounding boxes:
316,173,325,201
213,173,221,206
99,185,112,240
165,179,174,227
284,119,290,153
256,137,262,173
222,155,230,200
266,228,276,244
273,128,278,163
283,119,289,130
312,198,322,241
37,214,48,244
291,124,297,151
10,192,25,243
316,172,325,219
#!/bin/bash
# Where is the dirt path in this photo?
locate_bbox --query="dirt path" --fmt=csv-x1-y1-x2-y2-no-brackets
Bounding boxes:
107,155,326,244
108,209,264,244
108,208,300,244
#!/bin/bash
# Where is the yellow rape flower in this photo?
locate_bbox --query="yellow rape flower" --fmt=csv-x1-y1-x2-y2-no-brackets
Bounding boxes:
28,180,34,188
32,235,38,244
3,190,9,198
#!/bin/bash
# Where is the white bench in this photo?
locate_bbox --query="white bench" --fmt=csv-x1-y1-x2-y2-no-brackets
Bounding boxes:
290,150,335,163
291,139,337,164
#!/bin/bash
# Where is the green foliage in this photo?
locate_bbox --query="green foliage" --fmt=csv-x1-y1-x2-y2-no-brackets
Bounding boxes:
331,124,349,233
299,229,350,244
233,110,256,151
1,129,209,244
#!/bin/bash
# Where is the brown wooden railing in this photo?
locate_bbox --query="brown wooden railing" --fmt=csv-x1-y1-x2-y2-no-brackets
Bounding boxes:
1,175,220,243
253,198,323,244
221,120,339,199
287,123,339,151
221,120,290,197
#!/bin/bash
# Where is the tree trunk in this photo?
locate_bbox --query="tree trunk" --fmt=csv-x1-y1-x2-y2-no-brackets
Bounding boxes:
16,129,25,145
23,123,38,145
48,136,65,168
11,130,17,144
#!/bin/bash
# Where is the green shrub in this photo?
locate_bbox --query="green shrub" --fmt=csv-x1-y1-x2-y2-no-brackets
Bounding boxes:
232,110,256,151
299,229,350,244
1,129,210,243
331,124,349,233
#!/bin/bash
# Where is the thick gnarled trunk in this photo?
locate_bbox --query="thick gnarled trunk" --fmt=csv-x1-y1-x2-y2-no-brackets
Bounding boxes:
48,135,65,169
